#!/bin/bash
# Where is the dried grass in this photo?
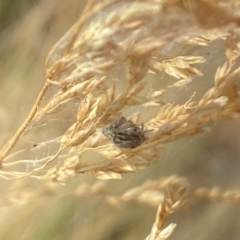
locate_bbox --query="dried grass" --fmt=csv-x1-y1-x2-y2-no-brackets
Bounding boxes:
1,0,240,182
1,0,240,239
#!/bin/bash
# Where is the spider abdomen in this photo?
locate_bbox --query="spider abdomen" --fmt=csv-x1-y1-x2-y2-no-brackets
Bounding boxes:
102,117,146,148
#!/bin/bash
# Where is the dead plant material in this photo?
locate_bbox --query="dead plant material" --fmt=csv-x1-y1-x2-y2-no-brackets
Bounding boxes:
0,0,240,183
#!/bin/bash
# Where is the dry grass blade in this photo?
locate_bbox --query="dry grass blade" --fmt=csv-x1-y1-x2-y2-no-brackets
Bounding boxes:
0,0,240,183
145,185,186,240
2,1,240,240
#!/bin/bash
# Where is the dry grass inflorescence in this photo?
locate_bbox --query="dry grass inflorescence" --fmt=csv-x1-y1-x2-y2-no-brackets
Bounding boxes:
1,0,240,238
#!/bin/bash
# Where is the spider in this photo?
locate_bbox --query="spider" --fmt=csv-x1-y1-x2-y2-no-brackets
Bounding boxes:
102,116,146,148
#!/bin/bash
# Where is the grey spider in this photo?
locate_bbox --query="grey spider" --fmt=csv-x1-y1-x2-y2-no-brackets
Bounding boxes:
102,116,146,148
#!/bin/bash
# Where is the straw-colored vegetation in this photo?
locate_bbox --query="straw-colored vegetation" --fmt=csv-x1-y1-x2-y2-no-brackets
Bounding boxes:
1,0,240,239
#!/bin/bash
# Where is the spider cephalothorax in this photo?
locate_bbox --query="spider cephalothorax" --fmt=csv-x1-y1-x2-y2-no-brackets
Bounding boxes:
102,116,146,148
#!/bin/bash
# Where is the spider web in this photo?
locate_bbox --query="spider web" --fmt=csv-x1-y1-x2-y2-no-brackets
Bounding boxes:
1,1,240,239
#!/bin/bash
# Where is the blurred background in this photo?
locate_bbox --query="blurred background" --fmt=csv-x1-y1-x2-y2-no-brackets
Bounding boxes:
0,0,240,239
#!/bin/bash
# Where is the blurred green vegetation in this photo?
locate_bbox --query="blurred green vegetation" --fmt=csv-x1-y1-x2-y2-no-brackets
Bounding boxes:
0,0,37,29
